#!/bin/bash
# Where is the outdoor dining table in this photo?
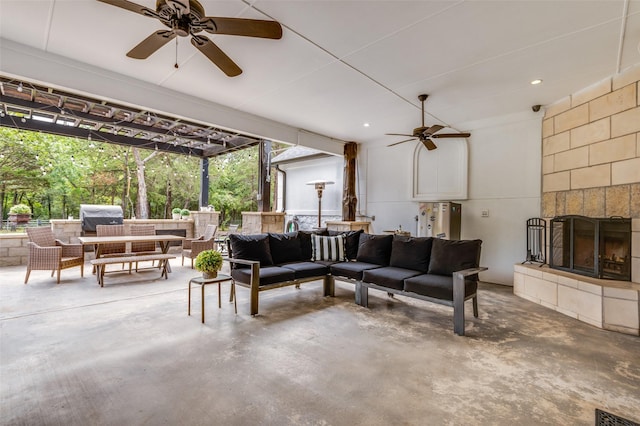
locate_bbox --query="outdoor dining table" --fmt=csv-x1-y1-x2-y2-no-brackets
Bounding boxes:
78,234,185,272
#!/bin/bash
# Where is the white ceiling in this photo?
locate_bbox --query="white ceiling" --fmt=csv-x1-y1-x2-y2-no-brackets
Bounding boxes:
1,0,640,148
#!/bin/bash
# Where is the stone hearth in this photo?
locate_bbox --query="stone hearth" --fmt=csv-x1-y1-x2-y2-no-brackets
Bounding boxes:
514,264,639,335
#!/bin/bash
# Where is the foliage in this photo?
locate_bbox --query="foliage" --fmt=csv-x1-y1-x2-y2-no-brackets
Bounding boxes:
194,249,223,272
172,207,182,214
180,209,190,216
9,204,31,214
0,127,279,224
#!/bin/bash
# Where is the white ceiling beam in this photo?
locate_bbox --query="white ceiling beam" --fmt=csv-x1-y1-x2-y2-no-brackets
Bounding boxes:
0,38,345,156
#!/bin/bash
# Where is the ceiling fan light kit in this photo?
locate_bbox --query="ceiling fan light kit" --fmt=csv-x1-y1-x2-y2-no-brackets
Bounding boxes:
386,94,470,151
97,0,283,77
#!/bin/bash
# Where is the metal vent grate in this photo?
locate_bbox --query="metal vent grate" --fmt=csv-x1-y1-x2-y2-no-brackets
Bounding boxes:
596,409,639,426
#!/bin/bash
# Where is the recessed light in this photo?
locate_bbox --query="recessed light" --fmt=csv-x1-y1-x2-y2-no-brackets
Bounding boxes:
363,123,370,127
530,79,543,85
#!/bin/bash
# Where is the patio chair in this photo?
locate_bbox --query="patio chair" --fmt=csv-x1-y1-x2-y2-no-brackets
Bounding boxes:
182,224,217,268
95,224,128,272
130,224,159,271
25,227,84,284
216,224,239,253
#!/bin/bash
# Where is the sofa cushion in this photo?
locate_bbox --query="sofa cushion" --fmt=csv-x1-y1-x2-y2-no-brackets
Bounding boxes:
279,261,330,279
329,229,364,260
268,232,302,265
356,234,393,265
389,236,433,273
428,238,482,278
231,266,295,286
404,273,478,301
298,230,327,261
229,234,274,269
312,234,346,262
362,266,422,290
330,261,381,281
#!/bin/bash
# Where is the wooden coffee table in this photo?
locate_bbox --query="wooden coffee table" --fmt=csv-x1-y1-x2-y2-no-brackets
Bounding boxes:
188,274,236,323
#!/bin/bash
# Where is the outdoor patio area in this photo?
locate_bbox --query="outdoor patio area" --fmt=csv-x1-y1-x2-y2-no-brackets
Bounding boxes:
1,258,639,425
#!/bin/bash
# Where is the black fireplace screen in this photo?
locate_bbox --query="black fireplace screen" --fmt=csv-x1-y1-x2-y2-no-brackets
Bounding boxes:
550,215,631,281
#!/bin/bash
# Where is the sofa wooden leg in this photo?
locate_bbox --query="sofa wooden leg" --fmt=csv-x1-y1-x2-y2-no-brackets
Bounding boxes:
323,275,335,297
473,296,478,318
453,272,465,336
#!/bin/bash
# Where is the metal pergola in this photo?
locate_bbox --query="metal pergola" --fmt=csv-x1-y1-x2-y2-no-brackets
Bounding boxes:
0,75,267,208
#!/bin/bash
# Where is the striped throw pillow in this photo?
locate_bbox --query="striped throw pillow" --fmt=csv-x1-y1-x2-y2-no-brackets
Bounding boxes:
311,234,346,262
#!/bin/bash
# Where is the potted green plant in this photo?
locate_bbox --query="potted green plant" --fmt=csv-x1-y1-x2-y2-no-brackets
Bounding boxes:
8,204,32,225
194,249,224,279
172,207,182,220
181,209,191,219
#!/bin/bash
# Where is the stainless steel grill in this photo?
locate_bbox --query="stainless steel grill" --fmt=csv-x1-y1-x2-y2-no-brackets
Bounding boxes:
79,204,124,235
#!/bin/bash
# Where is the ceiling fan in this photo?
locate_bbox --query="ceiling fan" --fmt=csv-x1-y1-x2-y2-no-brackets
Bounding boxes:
97,0,283,77
387,94,470,150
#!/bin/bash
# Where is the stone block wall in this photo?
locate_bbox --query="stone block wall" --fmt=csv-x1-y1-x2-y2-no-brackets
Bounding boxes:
241,212,285,234
542,65,640,216
541,64,640,284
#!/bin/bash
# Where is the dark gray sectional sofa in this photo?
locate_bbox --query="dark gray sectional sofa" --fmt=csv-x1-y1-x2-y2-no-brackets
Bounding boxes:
227,230,486,335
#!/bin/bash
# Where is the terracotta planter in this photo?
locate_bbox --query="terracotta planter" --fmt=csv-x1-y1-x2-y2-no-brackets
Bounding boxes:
202,271,218,280
8,214,31,225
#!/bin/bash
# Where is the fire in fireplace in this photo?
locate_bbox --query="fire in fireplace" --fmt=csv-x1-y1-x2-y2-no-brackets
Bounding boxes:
550,215,631,281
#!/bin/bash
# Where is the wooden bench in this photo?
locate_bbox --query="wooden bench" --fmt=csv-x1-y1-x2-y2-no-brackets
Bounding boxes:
90,254,176,287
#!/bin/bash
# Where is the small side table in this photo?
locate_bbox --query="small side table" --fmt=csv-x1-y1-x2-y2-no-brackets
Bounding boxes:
188,274,236,323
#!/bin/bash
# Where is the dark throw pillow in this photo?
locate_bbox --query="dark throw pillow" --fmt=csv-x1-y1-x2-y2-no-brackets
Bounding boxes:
229,234,274,269
268,232,302,265
356,234,393,265
389,236,433,273
329,229,364,260
428,238,482,277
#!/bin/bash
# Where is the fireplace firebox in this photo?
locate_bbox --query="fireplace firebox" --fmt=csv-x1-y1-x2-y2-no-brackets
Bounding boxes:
550,215,631,281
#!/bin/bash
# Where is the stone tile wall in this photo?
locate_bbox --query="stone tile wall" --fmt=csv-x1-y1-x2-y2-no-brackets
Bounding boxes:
541,64,640,284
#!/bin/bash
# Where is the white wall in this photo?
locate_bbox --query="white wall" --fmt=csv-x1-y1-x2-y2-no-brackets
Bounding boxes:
363,111,542,285
277,156,344,217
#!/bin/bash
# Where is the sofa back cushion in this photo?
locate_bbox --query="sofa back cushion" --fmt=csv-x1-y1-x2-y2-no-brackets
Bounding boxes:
428,238,482,278
298,230,328,261
312,234,346,262
229,234,274,268
268,232,303,265
389,236,433,273
328,229,363,260
356,234,393,266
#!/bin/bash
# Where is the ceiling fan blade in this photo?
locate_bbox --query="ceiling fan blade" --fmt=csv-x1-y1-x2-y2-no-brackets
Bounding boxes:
97,0,156,17
387,138,416,147
422,139,438,150
191,35,242,77
424,124,444,135
431,132,471,138
385,133,414,137
127,30,176,59
200,17,283,39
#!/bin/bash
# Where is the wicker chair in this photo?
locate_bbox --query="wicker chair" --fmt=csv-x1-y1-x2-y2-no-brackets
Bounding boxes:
25,227,84,284
130,224,158,271
182,224,217,268
95,224,128,272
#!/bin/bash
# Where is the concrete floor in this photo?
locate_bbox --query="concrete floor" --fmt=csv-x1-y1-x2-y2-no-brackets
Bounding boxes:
1,259,639,426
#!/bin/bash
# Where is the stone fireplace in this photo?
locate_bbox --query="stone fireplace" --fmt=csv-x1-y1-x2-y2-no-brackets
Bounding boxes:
514,64,640,335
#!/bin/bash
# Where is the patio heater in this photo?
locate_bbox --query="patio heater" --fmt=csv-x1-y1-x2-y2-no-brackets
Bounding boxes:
306,180,334,229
